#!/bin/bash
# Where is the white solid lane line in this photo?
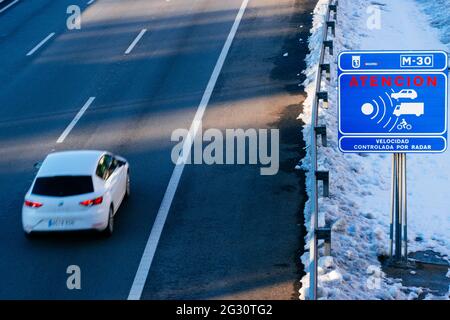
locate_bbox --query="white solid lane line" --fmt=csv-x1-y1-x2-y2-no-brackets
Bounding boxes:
26,32,55,56
57,97,96,144
125,29,147,55
127,0,250,301
0,0,19,14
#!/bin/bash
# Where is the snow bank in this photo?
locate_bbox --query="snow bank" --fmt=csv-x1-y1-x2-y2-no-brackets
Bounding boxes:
299,0,450,300
416,0,450,45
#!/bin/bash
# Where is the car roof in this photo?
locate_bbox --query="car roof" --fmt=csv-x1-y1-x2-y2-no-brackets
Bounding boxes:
37,150,107,177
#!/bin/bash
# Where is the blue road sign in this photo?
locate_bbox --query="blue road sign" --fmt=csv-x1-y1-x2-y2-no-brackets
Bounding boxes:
338,51,448,153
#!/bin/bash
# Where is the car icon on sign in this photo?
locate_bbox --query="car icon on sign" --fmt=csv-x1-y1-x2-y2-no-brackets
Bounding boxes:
391,89,418,100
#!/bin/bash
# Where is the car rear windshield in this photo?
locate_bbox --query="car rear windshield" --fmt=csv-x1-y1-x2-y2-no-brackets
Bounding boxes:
32,176,94,197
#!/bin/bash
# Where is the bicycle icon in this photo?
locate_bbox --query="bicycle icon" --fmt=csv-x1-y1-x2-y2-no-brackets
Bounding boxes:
397,119,412,131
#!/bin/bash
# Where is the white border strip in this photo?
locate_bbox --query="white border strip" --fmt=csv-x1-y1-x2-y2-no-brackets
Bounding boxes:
26,32,55,56
56,97,96,144
127,0,250,300
125,29,147,55
0,0,19,14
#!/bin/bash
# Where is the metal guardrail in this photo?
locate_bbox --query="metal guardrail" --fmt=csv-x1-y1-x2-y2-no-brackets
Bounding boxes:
308,0,337,300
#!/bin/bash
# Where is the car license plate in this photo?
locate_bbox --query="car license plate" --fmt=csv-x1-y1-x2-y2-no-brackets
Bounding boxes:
48,219,75,227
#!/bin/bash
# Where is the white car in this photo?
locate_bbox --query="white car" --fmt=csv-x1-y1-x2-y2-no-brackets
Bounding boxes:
22,150,130,237
391,89,418,100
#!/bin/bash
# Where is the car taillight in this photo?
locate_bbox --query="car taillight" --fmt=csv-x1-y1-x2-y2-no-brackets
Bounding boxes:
24,200,43,208
80,196,103,207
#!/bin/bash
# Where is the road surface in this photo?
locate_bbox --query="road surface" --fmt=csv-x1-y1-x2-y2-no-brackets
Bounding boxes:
0,0,315,299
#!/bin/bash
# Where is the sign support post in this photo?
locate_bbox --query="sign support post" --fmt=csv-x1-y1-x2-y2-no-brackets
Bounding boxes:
390,153,410,265
389,155,395,257
403,153,408,260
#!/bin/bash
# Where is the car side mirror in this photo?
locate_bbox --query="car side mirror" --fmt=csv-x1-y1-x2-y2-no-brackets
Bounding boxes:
33,162,42,170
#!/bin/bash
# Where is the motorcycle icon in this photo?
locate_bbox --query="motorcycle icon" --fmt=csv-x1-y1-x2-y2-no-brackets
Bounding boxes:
397,119,412,131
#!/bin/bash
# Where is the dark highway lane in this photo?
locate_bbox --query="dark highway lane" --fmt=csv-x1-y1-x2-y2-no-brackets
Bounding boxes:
0,0,313,299
141,0,315,299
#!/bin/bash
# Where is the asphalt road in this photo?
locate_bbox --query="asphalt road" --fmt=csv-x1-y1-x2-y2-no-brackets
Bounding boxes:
0,0,315,299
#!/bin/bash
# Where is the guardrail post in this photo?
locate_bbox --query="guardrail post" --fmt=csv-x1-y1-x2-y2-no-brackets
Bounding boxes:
320,63,330,81
314,126,327,147
329,2,338,21
316,227,332,256
329,4,337,14
323,40,333,55
326,21,335,36
317,91,328,108
315,171,329,197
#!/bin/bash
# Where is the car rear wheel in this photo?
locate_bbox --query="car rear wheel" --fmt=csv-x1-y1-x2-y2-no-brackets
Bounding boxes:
102,206,114,237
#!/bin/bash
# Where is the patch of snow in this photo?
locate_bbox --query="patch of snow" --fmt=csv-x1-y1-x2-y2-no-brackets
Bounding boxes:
415,0,450,45
408,291,419,300
299,0,450,300
319,256,334,269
